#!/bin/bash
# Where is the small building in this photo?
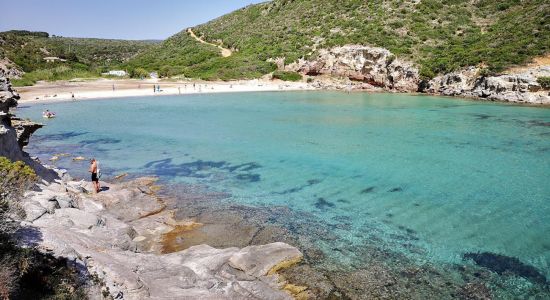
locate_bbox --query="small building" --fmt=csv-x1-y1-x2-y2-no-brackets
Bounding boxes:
149,72,158,79
108,70,127,77
43,57,67,63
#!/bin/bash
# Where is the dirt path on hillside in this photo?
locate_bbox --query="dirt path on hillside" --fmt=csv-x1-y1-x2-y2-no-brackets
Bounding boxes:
187,28,232,57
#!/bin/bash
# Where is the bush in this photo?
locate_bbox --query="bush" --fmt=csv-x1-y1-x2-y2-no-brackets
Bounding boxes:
0,157,36,235
130,67,148,79
272,71,302,82
419,66,436,81
0,157,87,299
537,77,550,89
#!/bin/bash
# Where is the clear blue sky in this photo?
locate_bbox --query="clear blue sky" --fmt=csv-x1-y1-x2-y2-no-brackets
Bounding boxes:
0,0,266,40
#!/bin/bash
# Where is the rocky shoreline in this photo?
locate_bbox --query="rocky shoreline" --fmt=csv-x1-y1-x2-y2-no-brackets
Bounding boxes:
3,66,550,299
2,72,312,299
19,174,309,299
283,45,550,105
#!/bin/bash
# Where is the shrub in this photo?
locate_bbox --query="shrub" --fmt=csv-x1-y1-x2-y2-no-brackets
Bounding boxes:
0,157,87,299
272,71,302,82
0,157,36,236
537,77,550,89
419,66,436,81
130,67,148,79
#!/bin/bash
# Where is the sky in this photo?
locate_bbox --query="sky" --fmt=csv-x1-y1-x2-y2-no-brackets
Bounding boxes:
0,0,266,40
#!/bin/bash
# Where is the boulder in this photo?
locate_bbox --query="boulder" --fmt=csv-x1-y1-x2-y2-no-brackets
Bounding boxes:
22,201,47,222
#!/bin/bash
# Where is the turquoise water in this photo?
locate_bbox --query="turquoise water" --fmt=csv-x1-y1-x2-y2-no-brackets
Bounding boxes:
19,92,550,285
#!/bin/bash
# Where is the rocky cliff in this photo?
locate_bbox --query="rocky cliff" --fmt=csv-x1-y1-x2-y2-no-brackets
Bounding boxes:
421,66,550,104
0,72,57,181
288,45,420,92
287,45,550,104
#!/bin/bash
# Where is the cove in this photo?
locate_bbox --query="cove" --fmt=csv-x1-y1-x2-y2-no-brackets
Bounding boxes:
19,91,550,295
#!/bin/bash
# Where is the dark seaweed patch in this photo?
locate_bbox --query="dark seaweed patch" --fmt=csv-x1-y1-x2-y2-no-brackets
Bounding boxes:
33,131,88,141
388,187,403,192
315,198,335,210
337,199,349,204
527,120,550,127
80,138,121,145
472,114,493,120
307,179,321,185
274,179,322,195
361,186,376,194
143,158,227,178
398,225,417,235
463,252,547,284
235,173,261,182
224,162,261,172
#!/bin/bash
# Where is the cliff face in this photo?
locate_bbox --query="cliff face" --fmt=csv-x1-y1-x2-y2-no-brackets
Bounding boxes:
288,45,420,92
0,72,57,181
422,66,550,104
287,45,550,104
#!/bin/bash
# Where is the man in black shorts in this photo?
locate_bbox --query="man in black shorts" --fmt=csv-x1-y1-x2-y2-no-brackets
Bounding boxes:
89,158,100,193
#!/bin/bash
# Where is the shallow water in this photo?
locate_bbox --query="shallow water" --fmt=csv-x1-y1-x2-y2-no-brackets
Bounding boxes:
19,91,550,293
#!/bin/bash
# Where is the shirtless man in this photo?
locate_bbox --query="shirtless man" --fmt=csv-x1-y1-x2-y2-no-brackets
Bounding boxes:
89,158,100,193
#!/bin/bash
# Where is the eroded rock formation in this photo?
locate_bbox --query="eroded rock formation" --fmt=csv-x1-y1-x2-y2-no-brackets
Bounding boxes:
288,45,420,92
0,71,57,181
422,66,550,104
285,45,550,104
19,176,306,299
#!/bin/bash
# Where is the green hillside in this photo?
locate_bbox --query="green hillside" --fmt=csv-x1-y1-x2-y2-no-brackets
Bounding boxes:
0,30,158,86
128,0,549,80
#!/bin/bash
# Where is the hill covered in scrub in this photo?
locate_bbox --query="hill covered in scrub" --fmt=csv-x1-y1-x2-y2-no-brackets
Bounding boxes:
127,0,549,80
0,30,159,86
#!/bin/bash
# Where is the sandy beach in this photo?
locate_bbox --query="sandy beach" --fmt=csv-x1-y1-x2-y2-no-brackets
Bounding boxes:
15,78,314,104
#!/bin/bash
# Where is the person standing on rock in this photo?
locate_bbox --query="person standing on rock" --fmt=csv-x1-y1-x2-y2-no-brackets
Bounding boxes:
89,158,100,193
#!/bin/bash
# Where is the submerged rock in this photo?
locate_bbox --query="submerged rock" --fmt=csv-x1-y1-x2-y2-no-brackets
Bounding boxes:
463,252,547,284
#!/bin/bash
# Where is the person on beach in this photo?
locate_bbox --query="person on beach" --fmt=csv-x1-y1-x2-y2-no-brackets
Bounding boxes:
153,85,156,93
71,93,75,100
89,158,101,193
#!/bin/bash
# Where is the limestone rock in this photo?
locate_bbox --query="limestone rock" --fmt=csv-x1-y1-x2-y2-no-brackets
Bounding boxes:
229,242,303,277
0,72,58,181
22,201,47,222
423,66,550,104
289,45,420,92
18,178,304,299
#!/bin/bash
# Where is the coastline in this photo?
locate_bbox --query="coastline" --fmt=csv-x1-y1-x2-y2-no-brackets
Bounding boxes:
15,77,550,108
16,78,314,104
11,82,550,298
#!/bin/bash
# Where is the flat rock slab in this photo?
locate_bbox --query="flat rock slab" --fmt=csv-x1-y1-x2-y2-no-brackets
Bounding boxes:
229,242,303,277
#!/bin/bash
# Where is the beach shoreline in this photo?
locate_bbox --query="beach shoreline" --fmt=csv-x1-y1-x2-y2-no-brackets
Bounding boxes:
15,78,315,104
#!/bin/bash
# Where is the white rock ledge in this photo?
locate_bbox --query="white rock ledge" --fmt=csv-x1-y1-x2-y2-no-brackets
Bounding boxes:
18,177,304,299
